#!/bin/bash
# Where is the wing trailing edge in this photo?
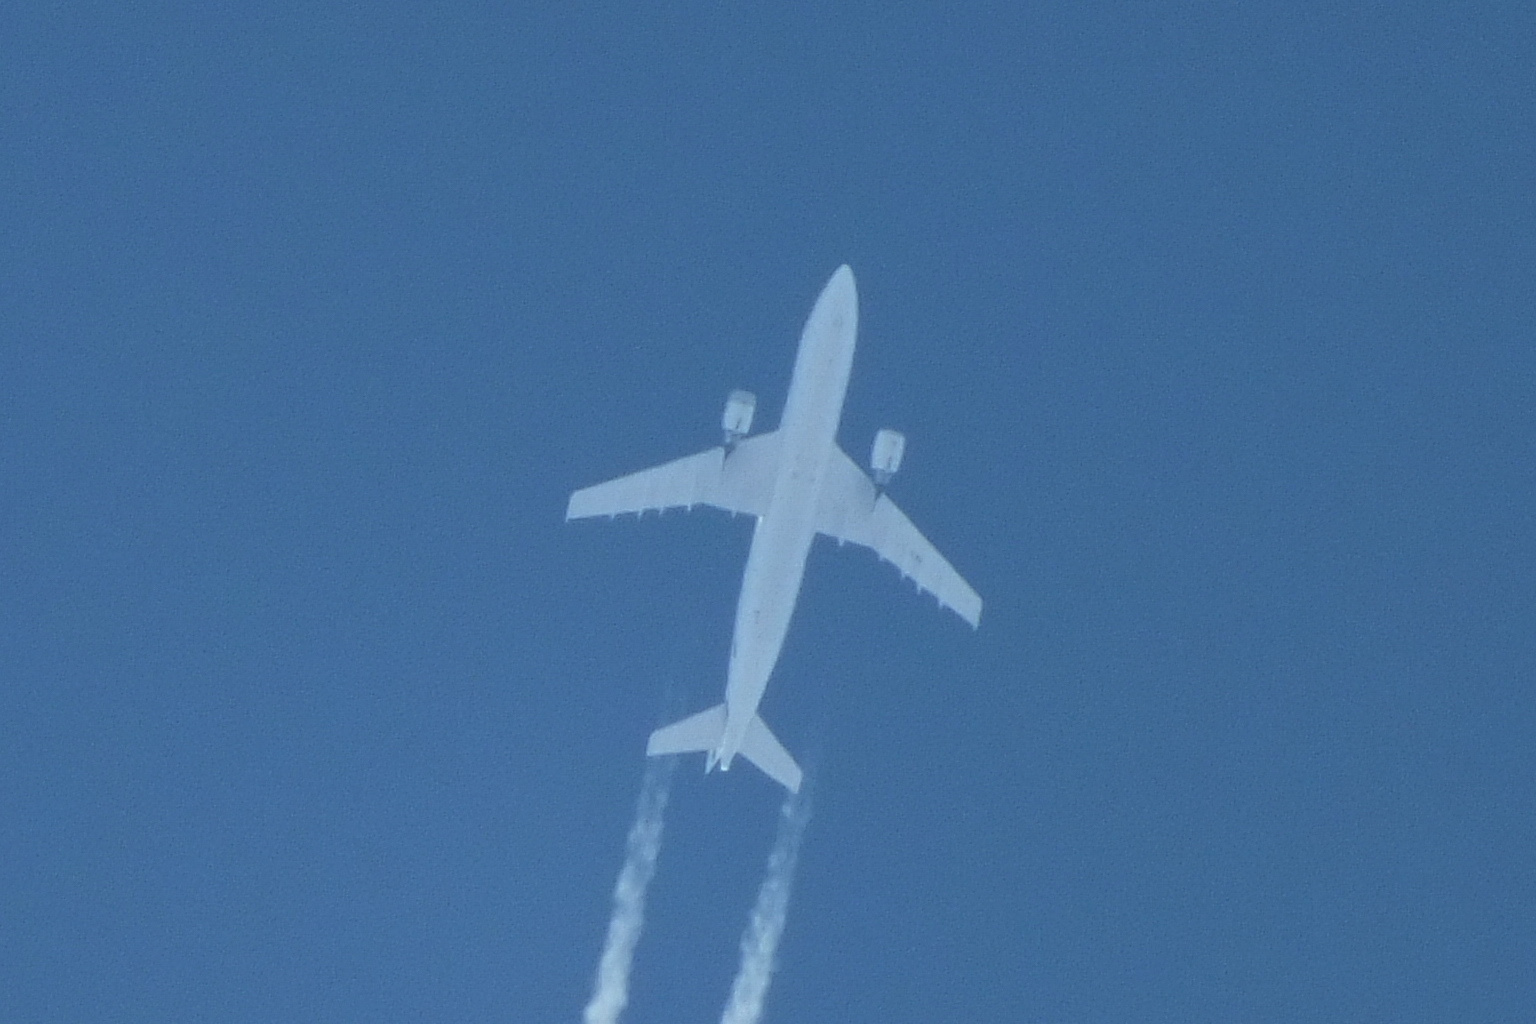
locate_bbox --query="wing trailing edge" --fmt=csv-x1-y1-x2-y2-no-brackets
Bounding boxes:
566,431,782,521
814,447,983,628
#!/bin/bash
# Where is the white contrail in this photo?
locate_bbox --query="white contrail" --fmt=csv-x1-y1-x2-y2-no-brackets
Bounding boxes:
582,755,675,1024
720,787,813,1024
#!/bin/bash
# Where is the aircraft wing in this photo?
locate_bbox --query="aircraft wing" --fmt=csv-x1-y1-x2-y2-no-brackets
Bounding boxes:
814,446,983,628
566,431,781,521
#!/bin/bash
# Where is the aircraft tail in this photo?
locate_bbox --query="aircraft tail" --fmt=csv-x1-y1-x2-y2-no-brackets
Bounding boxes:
647,704,726,756
741,715,803,794
646,705,803,794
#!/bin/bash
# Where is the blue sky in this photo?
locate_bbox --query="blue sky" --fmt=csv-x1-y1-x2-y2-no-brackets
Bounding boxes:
3,4,1533,1021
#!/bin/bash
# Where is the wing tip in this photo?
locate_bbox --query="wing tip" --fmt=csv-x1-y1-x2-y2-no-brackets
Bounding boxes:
957,594,983,630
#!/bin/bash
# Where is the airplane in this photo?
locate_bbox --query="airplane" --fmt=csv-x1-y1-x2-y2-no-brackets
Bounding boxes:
566,265,981,793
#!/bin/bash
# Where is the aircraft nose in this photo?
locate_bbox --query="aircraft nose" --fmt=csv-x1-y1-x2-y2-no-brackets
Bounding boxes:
830,264,855,295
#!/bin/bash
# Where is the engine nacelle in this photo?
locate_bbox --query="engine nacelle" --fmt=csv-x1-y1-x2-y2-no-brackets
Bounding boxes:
722,390,756,449
870,428,905,487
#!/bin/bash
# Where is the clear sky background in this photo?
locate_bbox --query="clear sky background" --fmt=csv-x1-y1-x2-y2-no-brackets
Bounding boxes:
3,4,1532,1022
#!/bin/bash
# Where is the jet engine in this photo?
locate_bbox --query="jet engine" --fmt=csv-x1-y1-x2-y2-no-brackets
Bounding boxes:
722,390,756,450
870,428,905,487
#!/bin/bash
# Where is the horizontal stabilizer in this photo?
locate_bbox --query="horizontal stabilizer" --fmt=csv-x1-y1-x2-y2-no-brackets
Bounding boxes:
741,715,803,794
647,704,726,756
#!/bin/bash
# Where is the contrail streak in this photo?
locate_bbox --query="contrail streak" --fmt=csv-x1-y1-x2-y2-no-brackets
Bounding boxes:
582,755,675,1024
720,787,813,1024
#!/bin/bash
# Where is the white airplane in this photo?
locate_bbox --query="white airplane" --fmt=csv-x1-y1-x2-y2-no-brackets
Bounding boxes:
566,266,981,793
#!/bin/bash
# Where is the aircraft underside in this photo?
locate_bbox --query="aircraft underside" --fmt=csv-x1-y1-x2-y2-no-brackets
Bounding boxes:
566,266,981,793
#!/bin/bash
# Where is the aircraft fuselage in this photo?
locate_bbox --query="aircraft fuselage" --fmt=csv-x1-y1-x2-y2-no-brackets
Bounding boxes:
714,266,858,770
